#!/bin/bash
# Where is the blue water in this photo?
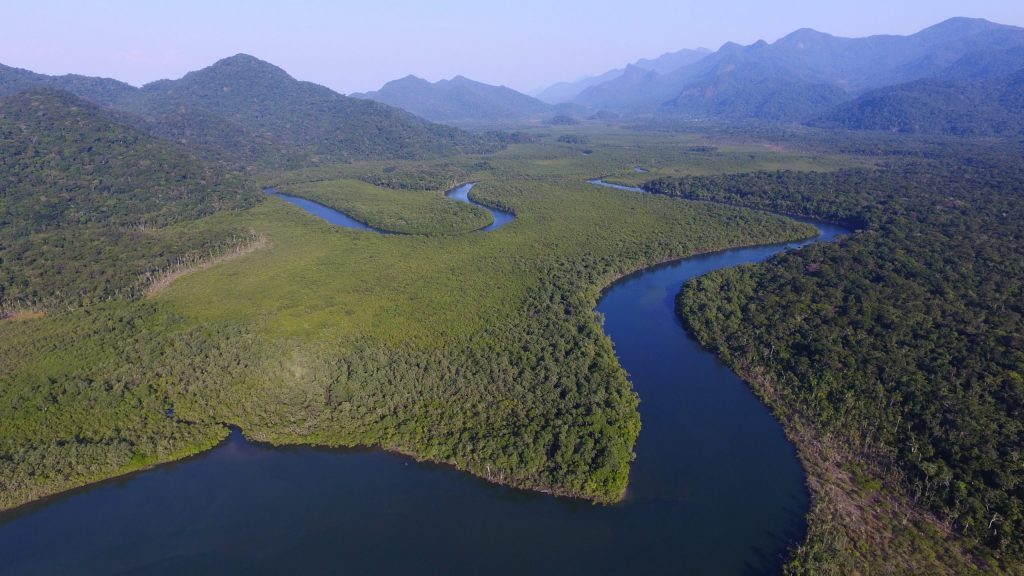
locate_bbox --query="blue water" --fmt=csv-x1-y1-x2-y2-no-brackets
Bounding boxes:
0,182,847,575
265,188,385,232
445,183,515,232
267,183,515,234
587,178,647,192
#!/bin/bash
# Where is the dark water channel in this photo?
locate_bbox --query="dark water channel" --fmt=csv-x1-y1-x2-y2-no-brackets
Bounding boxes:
0,180,846,575
444,182,515,232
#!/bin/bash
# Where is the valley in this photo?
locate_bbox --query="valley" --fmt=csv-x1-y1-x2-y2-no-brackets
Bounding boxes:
1,12,1023,575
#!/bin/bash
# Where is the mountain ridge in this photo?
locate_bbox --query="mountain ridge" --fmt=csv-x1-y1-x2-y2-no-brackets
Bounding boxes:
353,74,553,124
0,54,503,167
567,17,1024,122
534,47,711,104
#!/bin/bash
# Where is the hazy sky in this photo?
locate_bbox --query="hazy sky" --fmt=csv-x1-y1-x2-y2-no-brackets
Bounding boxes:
3,1,1022,94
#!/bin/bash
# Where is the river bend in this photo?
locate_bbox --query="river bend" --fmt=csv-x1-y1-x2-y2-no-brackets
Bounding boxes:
0,180,847,575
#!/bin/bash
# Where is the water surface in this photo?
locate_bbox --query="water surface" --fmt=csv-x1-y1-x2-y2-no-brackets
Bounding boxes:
265,188,385,232
267,183,515,234
0,183,846,575
445,183,515,232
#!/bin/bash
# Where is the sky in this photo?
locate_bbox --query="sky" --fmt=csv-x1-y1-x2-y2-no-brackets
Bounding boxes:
2,1,1022,95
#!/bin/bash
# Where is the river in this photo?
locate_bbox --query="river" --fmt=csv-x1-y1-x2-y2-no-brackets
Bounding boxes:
0,180,847,575
266,183,514,234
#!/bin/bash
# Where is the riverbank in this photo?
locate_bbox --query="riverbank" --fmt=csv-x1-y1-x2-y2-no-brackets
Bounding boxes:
2,172,822,575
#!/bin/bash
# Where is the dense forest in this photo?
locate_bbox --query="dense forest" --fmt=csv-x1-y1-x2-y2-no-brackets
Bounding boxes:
0,168,814,512
646,156,1024,570
810,71,1024,136
0,55,510,171
0,88,261,312
3,46,1023,570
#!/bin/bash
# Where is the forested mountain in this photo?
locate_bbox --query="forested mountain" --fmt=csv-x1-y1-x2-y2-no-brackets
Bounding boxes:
572,64,675,114
133,55,498,160
0,88,259,311
353,74,553,124
534,47,710,104
0,63,136,105
659,61,850,121
117,91,306,169
0,55,504,168
565,17,1024,122
809,70,1024,136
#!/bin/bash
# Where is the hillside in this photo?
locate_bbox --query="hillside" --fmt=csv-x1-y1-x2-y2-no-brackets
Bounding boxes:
810,70,1024,136
354,75,552,124
658,60,849,121
534,47,710,104
0,88,260,310
0,63,136,105
569,17,1024,122
1,55,505,167
133,55,502,160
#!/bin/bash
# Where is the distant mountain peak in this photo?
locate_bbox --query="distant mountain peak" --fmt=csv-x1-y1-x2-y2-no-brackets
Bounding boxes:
930,16,999,29
914,16,1017,40
357,73,552,123
717,41,746,55
218,53,265,64
777,28,833,46
384,74,430,88
210,53,282,70
194,53,294,82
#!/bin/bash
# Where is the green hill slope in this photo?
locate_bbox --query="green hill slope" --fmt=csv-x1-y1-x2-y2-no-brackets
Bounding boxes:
0,88,260,310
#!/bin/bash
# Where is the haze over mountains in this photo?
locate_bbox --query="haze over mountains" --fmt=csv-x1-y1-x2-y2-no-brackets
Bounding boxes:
0,55,502,169
533,48,713,105
1,17,1022,144
348,17,1024,135
352,75,553,125
554,17,1024,126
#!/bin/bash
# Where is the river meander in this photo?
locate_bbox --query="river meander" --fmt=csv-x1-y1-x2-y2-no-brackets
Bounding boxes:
0,181,847,575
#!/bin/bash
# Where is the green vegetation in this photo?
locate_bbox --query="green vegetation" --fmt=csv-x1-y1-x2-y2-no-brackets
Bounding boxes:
2,78,1022,573
650,154,1024,572
353,74,553,125
2,55,509,170
810,72,1024,136
277,179,493,235
263,159,471,193
126,55,505,165
0,138,813,510
0,88,260,312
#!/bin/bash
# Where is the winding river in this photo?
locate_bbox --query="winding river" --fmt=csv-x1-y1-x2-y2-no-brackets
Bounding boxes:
265,188,386,232
445,182,516,232
266,182,514,234
0,180,847,575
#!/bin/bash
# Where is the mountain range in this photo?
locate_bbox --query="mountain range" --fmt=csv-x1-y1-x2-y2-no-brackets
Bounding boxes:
530,17,1024,132
348,17,1024,135
2,17,1023,144
809,70,1024,136
352,75,553,125
533,47,712,105
0,55,502,169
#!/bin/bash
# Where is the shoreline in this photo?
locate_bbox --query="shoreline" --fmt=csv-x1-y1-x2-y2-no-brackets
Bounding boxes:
0,208,820,516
